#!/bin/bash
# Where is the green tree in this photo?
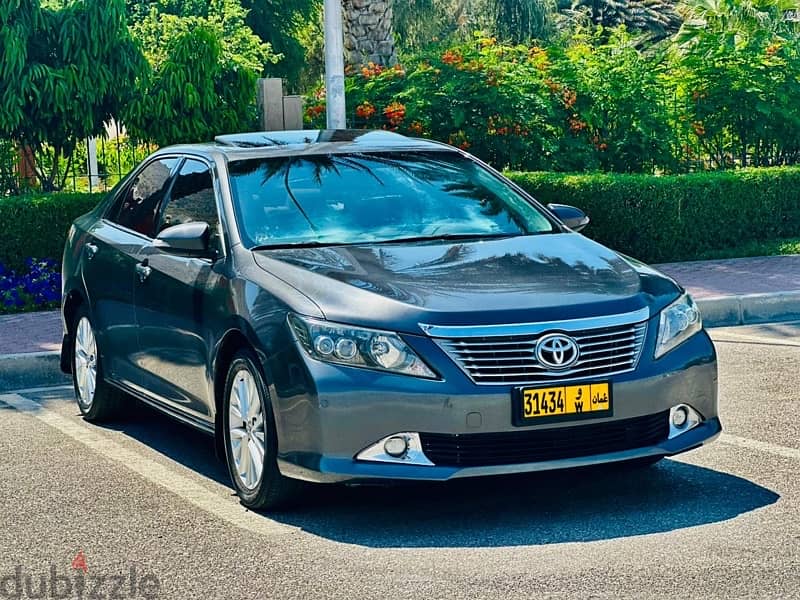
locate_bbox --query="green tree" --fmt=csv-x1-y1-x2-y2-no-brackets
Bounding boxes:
549,27,679,171
0,0,146,190
671,0,800,167
241,0,319,88
124,0,280,146
129,0,278,73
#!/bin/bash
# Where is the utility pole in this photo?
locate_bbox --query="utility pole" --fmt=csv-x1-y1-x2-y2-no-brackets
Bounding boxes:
323,0,347,129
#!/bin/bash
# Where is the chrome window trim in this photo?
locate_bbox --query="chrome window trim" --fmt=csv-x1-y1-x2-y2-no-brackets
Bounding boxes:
418,307,651,339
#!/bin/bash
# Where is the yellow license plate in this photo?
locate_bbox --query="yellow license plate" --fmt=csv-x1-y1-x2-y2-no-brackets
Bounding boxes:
520,382,611,421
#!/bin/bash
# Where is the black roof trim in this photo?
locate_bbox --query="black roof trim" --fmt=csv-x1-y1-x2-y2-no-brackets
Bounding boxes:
214,129,411,148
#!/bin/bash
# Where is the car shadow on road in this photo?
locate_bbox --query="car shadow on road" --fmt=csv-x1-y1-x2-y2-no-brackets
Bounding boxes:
32,389,778,549
268,460,779,548
96,400,231,486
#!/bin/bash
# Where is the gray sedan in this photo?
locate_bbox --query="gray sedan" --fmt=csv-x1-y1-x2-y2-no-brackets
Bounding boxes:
60,130,720,510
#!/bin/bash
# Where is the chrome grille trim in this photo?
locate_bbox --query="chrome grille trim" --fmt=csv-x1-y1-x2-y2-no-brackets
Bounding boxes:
419,307,650,338
431,317,648,386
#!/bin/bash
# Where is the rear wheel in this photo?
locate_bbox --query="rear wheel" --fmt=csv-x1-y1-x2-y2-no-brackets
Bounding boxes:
222,350,301,510
71,307,124,422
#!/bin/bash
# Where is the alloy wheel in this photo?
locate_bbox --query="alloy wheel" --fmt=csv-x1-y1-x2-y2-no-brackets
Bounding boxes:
228,369,266,490
74,317,97,410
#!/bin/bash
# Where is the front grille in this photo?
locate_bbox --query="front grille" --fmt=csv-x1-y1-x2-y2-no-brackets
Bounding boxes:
420,411,669,467
436,322,647,385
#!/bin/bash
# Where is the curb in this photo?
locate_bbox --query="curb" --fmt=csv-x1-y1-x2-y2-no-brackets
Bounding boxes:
696,291,800,328
0,351,68,392
1,292,798,390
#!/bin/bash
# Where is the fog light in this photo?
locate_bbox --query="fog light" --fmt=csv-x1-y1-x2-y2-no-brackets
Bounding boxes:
383,435,408,457
672,406,688,428
668,404,702,439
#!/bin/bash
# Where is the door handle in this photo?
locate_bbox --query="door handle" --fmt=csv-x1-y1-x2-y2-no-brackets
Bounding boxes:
135,261,151,283
85,243,98,260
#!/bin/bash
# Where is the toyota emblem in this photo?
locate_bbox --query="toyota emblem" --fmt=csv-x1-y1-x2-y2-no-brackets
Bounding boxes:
535,333,580,370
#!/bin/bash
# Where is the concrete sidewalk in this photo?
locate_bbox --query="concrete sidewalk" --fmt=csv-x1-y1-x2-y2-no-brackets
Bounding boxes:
1,255,799,390
657,255,800,327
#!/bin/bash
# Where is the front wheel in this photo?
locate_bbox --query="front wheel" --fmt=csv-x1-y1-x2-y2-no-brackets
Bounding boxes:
71,307,124,422
222,350,301,510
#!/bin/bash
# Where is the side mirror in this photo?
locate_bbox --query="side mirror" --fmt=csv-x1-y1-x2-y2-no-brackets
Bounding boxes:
547,203,590,233
154,222,214,257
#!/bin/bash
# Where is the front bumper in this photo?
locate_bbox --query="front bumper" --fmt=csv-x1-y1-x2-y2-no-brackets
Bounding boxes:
268,326,719,484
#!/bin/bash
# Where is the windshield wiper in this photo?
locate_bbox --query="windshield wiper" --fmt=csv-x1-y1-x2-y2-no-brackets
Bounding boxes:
251,241,354,250
251,233,523,251
368,233,523,245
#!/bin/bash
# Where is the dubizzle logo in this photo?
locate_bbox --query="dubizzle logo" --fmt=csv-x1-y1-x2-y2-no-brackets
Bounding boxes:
0,551,160,599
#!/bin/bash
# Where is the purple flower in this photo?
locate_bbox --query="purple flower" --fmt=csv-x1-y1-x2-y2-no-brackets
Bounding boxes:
0,257,61,313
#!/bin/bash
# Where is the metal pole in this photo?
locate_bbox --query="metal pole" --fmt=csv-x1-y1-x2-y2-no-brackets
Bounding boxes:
323,0,346,129
86,137,99,192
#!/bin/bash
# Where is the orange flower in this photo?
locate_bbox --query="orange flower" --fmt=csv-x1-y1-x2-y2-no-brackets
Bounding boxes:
305,104,325,119
562,89,577,109
568,117,587,133
356,102,376,119
409,121,425,134
528,46,550,71
360,62,385,79
766,43,781,57
441,49,463,65
383,101,406,126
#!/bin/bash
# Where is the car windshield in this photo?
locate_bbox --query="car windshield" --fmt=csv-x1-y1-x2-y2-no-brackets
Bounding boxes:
227,151,555,248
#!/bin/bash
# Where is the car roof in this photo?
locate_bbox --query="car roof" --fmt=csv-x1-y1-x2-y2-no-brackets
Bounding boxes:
156,129,454,161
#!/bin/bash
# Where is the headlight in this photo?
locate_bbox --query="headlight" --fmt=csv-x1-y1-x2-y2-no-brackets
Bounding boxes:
288,314,438,379
655,293,702,359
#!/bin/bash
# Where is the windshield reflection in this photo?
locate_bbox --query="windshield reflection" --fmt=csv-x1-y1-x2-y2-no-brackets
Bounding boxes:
228,152,554,248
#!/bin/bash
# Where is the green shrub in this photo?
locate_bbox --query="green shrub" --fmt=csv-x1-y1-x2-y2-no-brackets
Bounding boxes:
304,30,678,173
0,192,105,272
506,167,800,263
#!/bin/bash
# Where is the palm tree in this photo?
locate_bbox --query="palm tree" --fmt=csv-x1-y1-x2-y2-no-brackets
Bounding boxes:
674,0,799,50
342,0,398,67
559,0,683,41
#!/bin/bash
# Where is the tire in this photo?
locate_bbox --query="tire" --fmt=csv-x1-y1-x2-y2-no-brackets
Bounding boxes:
71,306,124,422
222,349,301,511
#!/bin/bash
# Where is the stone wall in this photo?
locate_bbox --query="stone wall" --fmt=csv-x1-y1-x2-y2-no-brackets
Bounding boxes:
343,0,398,66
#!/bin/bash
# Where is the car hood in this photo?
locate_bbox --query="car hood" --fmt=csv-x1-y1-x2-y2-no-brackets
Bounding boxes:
252,233,681,333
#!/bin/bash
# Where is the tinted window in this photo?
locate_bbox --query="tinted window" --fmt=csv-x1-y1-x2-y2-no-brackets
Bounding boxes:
157,159,221,251
112,158,179,236
227,152,554,248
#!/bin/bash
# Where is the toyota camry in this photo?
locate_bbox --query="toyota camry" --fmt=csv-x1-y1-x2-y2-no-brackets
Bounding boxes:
60,129,720,509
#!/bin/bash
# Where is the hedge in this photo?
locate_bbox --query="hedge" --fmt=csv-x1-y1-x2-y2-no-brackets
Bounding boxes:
506,167,800,264
0,192,105,272
2,168,800,272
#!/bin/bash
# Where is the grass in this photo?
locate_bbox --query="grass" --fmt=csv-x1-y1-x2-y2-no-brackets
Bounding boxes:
692,238,800,261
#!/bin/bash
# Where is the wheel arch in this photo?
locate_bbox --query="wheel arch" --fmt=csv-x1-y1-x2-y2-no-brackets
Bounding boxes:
212,325,270,460
60,289,87,374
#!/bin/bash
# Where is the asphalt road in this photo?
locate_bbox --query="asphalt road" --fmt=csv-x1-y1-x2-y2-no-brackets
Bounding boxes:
1,322,799,600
